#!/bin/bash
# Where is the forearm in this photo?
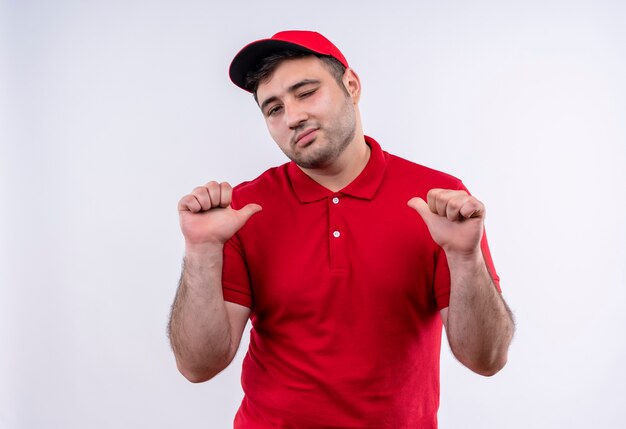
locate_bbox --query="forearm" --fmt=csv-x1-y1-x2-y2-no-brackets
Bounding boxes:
445,251,514,376
168,244,234,382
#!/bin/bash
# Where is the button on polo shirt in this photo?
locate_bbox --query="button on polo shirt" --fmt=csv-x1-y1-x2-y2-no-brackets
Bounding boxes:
222,136,501,428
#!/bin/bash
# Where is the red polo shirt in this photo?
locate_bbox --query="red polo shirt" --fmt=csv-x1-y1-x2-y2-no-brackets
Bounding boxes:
222,136,500,428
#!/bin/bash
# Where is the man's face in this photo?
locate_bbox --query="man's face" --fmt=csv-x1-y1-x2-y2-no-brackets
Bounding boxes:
255,56,357,169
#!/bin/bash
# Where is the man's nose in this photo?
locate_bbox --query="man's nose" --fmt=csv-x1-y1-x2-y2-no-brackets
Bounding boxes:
284,103,308,129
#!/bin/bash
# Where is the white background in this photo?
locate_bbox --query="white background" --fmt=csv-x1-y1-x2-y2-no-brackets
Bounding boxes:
2,0,625,428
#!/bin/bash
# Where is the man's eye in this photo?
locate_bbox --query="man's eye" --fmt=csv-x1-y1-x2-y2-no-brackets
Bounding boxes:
299,89,316,98
267,106,282,116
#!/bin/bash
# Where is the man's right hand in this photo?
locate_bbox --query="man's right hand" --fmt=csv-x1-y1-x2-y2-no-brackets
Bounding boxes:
177,181,262,250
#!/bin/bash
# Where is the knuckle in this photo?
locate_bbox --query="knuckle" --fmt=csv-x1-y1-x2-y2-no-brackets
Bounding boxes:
190,187,206,200
427,188,440,198
179,195,199,212
466,197,482,210
447,199,461,211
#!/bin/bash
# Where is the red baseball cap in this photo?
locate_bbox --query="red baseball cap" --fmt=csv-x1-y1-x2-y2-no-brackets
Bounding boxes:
229,30,349,92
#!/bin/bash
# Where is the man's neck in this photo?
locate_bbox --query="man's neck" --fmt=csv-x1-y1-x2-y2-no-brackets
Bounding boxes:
299,135,371,192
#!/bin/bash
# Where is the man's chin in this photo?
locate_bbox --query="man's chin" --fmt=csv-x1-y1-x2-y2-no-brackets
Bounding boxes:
291,153,331,170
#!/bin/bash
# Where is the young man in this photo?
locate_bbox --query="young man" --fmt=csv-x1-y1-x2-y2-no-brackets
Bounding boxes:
169,30,514,428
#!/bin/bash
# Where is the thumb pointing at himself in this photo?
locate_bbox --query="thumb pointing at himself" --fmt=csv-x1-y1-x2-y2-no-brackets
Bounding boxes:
407,190,485,255
236,203,263,222
407,197,433,227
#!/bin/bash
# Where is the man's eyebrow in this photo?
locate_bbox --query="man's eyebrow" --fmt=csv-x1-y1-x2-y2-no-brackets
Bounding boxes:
288,79,320,93
259,79,321,113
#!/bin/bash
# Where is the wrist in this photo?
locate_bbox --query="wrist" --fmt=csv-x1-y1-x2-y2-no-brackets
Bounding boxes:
444,247,484,267
445,249,493,290
184,241,224,258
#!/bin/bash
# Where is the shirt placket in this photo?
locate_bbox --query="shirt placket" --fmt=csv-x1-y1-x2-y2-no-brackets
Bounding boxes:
328,194,348,271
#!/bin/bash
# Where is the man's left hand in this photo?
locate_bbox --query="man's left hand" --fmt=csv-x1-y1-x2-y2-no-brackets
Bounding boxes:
408,189,485,257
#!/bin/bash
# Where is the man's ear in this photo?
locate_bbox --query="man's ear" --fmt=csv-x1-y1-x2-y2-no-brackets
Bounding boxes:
342,68,362,103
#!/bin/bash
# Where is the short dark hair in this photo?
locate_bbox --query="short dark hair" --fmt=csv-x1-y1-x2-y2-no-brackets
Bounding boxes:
244,50,348,100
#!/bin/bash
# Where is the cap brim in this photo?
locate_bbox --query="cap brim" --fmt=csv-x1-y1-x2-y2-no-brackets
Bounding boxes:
229,39,318,92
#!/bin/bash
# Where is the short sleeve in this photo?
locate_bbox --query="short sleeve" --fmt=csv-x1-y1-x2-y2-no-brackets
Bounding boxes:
433,246,452,309
222,233,253,308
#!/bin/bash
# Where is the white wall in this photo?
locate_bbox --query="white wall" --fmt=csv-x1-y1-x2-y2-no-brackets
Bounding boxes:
2,1,625,427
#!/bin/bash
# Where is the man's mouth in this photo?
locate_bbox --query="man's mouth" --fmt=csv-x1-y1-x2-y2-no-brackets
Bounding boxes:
294,128,319,146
